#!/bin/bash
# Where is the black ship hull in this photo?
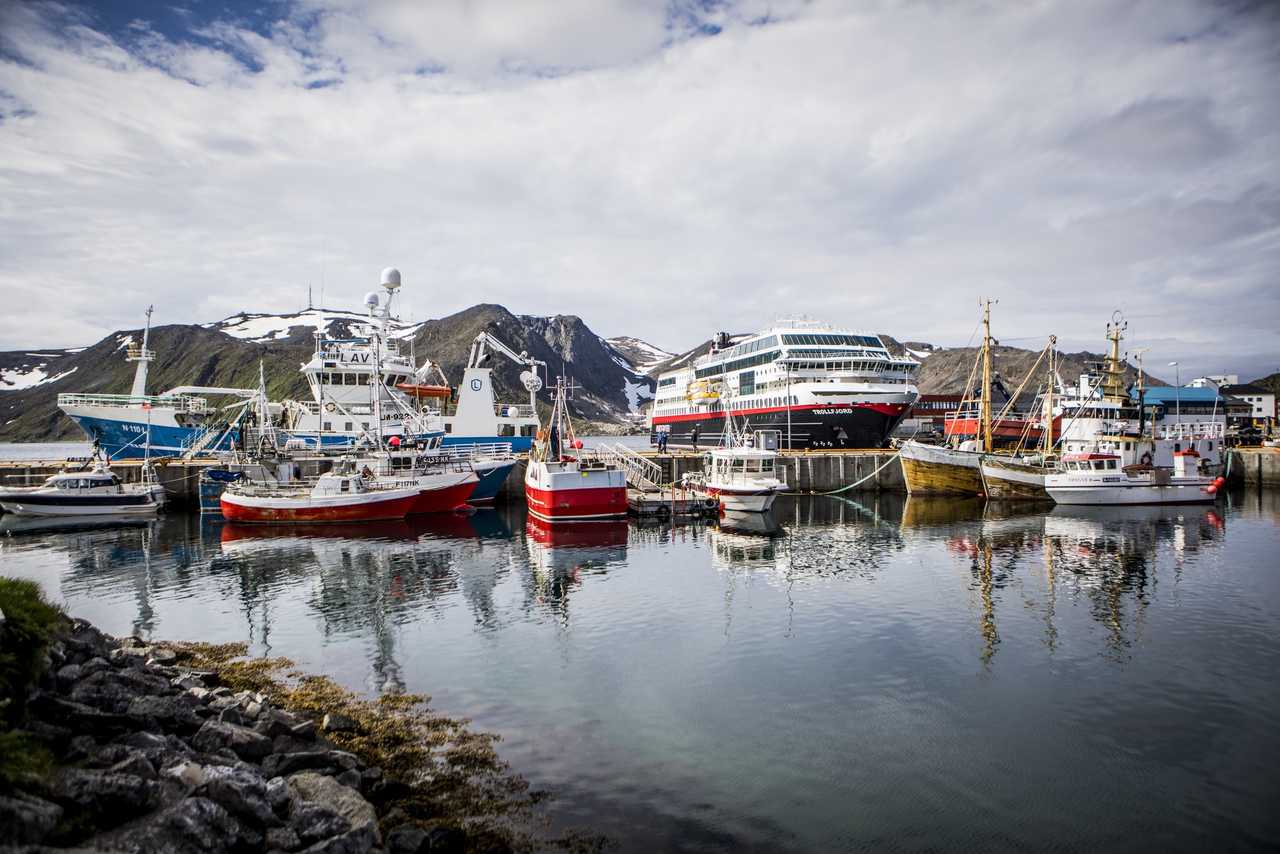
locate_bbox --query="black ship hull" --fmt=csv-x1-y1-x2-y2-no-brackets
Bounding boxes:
651,403,909,450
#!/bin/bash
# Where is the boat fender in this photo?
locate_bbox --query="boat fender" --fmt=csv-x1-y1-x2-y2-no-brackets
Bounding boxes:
1140,452,1153,466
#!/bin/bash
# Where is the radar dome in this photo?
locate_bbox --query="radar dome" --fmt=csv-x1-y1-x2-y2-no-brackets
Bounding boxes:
363,291,381,308
380,267,402,290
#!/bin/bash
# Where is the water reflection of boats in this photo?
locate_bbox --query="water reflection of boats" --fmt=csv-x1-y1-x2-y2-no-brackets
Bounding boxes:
708,526,786,571
221,518,422,544
524,515,628,549
0,512,156,537
522,514,628,619
900,496,986,529
718,509,784,536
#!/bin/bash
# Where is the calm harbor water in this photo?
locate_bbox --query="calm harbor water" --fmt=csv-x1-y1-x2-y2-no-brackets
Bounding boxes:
3,491,1279,852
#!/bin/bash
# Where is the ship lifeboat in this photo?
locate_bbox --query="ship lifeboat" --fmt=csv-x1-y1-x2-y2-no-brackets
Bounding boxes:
395,383,452,400
686,379,721,403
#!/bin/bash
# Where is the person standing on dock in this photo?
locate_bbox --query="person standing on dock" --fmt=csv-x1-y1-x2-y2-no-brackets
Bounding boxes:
657,430,668,453
690,425,700,451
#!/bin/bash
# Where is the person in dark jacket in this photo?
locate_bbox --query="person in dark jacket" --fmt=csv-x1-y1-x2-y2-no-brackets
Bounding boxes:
690,425,700,451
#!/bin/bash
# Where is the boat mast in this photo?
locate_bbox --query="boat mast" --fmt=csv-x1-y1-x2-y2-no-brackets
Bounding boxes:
128,305,155,401
980,299,995,453
1102,313,1127,405
1042,336,1056,455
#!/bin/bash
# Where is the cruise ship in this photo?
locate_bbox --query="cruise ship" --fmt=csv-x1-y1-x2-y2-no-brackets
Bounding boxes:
649,322,920,449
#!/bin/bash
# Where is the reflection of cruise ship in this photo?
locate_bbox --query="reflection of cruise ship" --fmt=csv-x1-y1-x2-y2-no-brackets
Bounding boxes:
650,321,919,450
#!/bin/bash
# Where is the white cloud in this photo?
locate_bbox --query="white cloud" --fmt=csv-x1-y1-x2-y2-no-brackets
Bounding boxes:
0,0,1277,381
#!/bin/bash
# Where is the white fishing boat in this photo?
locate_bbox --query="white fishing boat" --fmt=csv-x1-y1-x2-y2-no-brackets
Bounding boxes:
683,424,787,512
0,460,163,517
1044,450,1222,506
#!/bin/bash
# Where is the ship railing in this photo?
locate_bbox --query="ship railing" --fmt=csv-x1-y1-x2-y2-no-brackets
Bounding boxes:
57,392,210,413
494,403,535,419
435,442,515,461
595,442,663,491
1157,421,1225,440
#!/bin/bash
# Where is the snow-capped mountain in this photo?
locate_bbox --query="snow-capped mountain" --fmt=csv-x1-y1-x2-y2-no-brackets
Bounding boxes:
605,337,675,375
207,309,425,343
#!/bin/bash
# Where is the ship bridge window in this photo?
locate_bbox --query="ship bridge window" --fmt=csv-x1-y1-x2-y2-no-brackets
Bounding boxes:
783,334,881,347
658,377,677,388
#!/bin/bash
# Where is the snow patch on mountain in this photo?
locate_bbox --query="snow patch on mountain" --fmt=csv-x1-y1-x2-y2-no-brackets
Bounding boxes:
605,336,674,374
1,363,77,390
622,378,653,414
209,309,426,343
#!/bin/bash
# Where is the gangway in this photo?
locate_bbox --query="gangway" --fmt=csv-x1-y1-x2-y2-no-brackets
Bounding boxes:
596,443,664,491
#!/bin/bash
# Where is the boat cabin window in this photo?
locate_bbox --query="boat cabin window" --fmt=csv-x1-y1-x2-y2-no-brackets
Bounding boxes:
344,422,353,432
339,479,350,492
732,459,746,472
761,459,774,473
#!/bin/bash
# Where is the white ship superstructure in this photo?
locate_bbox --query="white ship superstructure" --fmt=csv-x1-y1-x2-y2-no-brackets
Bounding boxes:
277,269,442,449
650,321,919,450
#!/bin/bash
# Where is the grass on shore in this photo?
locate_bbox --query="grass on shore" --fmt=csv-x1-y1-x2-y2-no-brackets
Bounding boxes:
0,578,63,789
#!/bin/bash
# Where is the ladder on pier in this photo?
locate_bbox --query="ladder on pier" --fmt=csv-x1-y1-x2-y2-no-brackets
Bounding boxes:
596,443,664,491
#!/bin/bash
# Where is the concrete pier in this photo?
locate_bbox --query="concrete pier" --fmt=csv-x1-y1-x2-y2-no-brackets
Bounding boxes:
1226,447,1280,488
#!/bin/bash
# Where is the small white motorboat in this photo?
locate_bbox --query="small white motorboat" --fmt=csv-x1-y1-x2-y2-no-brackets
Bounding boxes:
0,462,163,517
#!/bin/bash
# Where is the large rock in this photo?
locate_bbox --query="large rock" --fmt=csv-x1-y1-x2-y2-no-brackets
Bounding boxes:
386,824,429,854
128,694,202,727
27,694,132,737
53,768,161,826
195,764,278,828
262,750,341,778
192,719,273,761
321,711,359,734
0,792,63,846
299,824,378,854
288,772,379,842
70,668,170,713
290,802,351,846
102,796,244,854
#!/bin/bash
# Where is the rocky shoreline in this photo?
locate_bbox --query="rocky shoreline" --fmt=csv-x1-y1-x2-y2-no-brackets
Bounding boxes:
0,614,518,853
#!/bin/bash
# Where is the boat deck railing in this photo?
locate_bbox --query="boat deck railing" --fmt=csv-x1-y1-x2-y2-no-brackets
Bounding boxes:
436,442,515,461
1157,421,1225,440
57,392,210,414
595,443,663,490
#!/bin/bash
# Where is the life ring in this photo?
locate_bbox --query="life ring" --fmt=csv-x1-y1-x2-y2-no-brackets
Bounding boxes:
1140,452,1153,466
324,402,337,413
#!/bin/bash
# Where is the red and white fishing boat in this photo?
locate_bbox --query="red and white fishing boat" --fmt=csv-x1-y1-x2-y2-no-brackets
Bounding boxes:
220,467,420,523
356,449,479,514
524,379,627,522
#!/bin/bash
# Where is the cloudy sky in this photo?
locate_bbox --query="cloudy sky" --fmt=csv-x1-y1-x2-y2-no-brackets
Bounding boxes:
1,0,1277,379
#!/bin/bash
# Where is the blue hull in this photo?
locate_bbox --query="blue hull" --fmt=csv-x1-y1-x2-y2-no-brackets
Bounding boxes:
469,462,516,502
68,415,238,460
443,435,533,453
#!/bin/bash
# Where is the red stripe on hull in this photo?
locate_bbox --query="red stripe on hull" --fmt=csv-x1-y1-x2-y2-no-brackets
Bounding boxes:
408,480,479,514
524,484,628,521
219,493,419,523
651,402,908,425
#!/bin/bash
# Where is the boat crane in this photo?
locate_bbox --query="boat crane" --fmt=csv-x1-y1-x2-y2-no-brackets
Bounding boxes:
466,331,547,413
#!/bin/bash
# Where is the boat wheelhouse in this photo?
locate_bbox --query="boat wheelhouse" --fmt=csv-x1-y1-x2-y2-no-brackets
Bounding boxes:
649,321,919,450
277,269,443,450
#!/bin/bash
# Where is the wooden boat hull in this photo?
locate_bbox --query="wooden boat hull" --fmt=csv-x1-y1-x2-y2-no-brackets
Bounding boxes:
898,441,983,496
979,457,1051,500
